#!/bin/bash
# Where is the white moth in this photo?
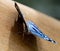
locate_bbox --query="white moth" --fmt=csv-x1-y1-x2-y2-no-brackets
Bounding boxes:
15,2,57,44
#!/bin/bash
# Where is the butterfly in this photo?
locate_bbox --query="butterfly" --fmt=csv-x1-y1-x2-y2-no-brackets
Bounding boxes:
15,2,57,44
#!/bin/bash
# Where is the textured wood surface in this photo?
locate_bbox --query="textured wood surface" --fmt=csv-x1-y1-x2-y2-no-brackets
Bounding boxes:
0,0,60,51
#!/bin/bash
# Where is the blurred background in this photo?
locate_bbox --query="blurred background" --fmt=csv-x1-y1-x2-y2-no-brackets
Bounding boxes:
15,0,60,20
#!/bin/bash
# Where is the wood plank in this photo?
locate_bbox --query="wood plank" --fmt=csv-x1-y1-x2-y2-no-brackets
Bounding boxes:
0,0,60,51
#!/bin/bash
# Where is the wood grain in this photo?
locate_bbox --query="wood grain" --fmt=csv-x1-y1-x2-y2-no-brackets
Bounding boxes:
0,0,60,51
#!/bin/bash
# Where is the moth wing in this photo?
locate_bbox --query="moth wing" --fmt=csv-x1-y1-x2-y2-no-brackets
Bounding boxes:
26,21,57,44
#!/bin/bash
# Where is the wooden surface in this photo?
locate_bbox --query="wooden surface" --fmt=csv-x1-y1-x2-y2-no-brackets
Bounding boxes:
0,0,60,51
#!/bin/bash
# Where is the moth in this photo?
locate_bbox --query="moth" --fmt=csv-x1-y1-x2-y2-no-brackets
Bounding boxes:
15,2,57,44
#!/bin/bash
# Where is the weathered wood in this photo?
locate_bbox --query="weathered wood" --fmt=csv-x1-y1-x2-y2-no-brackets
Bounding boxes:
0,0,60,51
